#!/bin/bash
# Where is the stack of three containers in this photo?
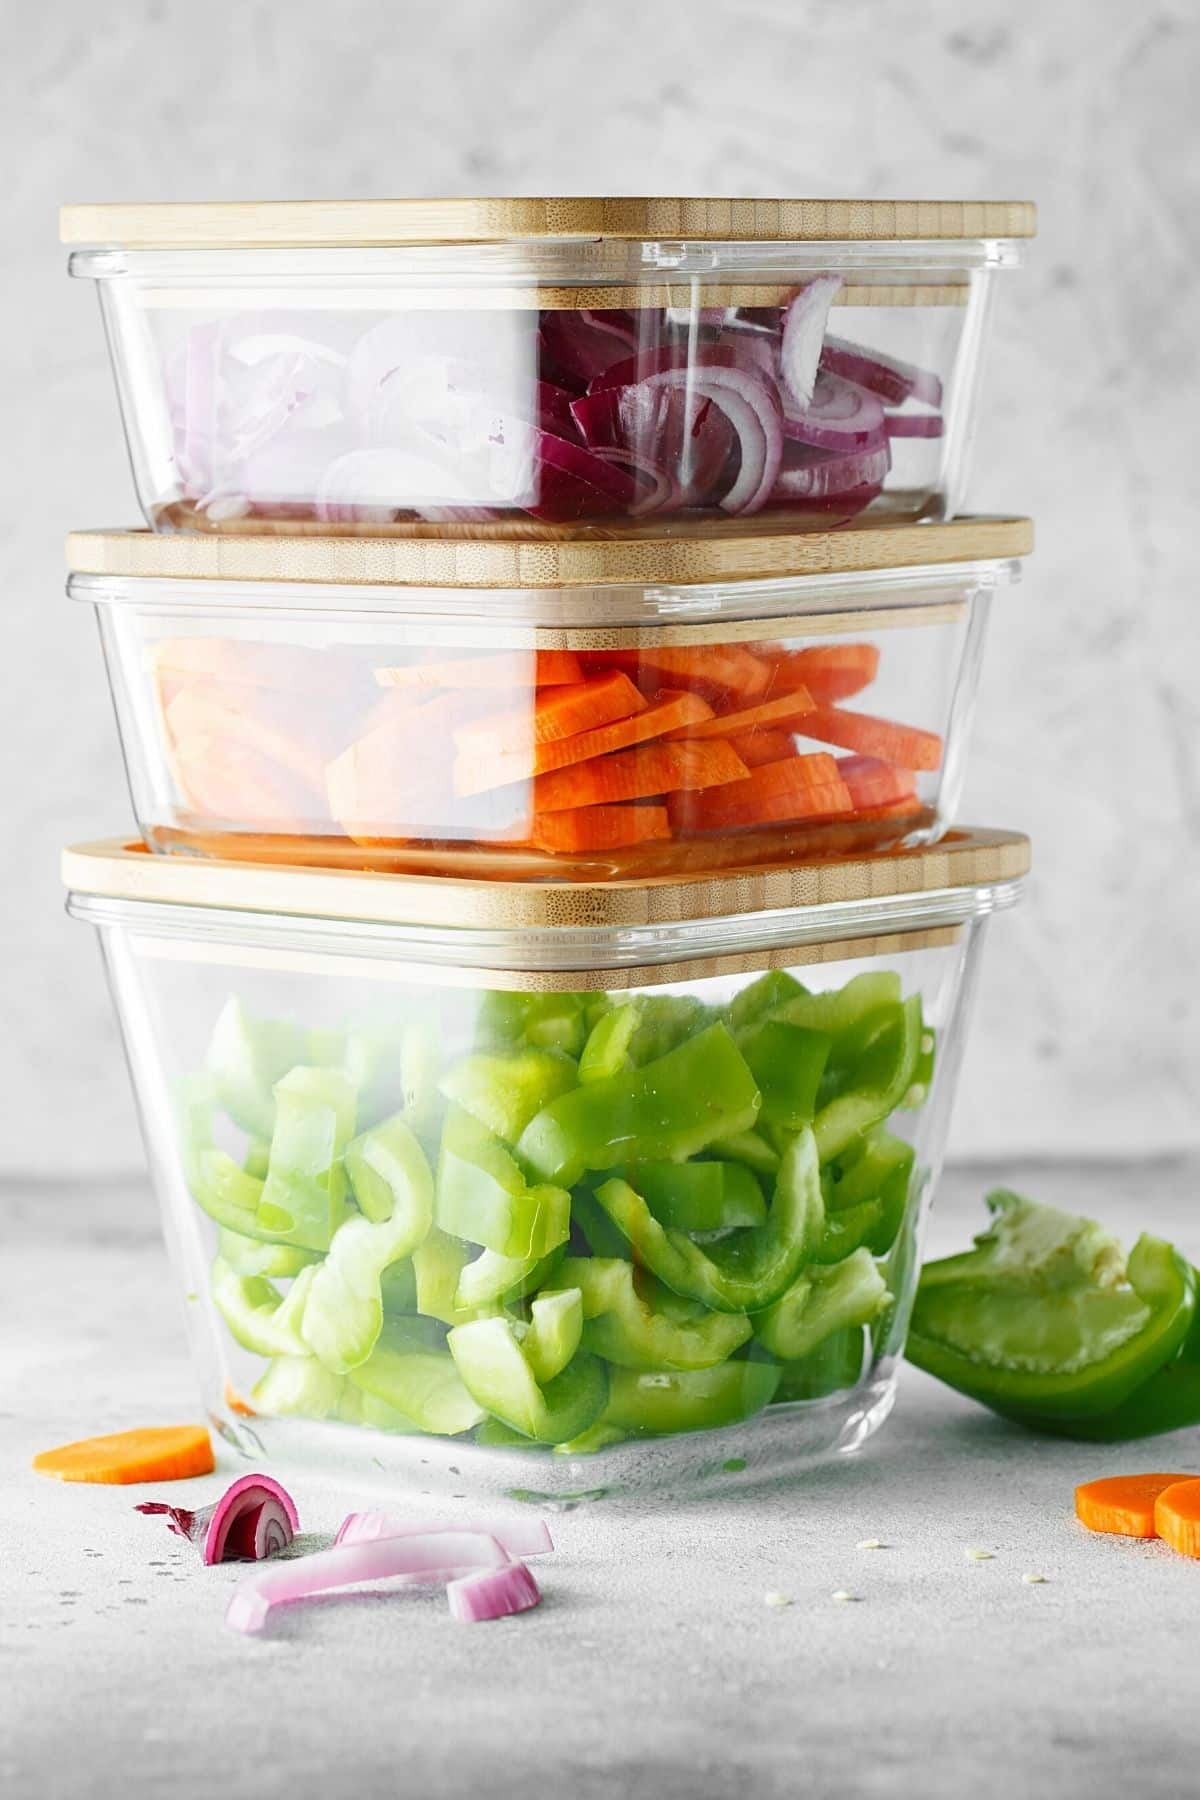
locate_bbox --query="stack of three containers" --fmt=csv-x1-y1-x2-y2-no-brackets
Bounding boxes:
60,196,1035,1496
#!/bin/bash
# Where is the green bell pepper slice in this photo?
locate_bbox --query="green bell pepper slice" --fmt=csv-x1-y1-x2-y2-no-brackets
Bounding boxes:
447,1316,608,1444
811,997,922,1163
250,1353,345,1420
205,997,310,1140
216,1227,319,1280
399,1016,444,1145
348,1320,486,1435
736,1020,831,1132
774,1325,868,1403
754,1248,890,1360
1015,1301,1200,1442
907,1191,1198,1423
257,1066,357,1251
625,994,717,1065
346,1110,437,1226
439,1046,577,1145
243,1140,272,1181
706,1129,781,1181
179,1077,278,1243
555,1256,752,1370
455,1243,566,1312
812,1199,885,1265
413,1229,482,1327
602,1361,780,1436
591,1128,824,1315
475,990,588,1057
626,1160,766,1233
517,1287,584,1384
727,970,807,1032
771,970,902,1040
211,1258,317,1358
579,1001,640,1083
570,1189,635,1259
301,1117,434,1373
436,1107,571,1258
380,1258,418,1315
517,1023,761,1189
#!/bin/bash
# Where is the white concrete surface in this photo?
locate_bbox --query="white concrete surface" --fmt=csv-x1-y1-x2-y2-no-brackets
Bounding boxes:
3,1161,1199,1799
3,0,1200,1179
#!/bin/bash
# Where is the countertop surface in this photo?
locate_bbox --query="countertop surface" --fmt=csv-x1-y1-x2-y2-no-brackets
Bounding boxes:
3,1161,1198,1800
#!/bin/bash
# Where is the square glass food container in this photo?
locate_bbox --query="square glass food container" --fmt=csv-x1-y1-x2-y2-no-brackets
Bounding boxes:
70,514,1030,882
62,196,1034,535
64,828,1029,1499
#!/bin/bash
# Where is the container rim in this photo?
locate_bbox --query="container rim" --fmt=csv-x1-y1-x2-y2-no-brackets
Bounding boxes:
60,196,1037,249
62,829,1030,940
65,517,1033,593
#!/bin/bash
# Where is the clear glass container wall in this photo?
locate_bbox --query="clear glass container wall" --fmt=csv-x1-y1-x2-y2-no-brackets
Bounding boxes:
78,552,1016,880
69,874,1019,1499
71,233,1024,534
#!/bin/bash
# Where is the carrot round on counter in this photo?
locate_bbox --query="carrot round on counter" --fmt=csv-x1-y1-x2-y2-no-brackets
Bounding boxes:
1154,1479,1200,1557
33,1425,215,1486
1074,1472,1194,1538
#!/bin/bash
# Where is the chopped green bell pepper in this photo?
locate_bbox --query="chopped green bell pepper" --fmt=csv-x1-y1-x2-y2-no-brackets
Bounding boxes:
774,1325,868,1402
439,1046,577,1145
627,1160,766,1233
436,1107,571,1258
772,970,901,1039
625,994,716,1065
602,1361,780,1436
216,1227,319,1280
250,1353,345,1420
257,1066,357,1251
812,997,922,1163
447,1316,608,1444
211,1258,317,1358
907,1191,1198,1423
555,1256,752,1370
592,1128,824,1314
736,1020,831,1131
348,1320,486,1435
205,997,310,1140
726,970,807,1031
475,991,588,1057
579,1001,640,1083
518,1287,584,1384
754,1248,890,1360
706,1128,781,1180
517,1024,761,1188
455,1243,566,1312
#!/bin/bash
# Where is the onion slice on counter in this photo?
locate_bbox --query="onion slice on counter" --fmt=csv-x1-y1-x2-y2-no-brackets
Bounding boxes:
334,1511,554,1557
447,1561,542,1624
136,1473,298,1565
779,275,843,409
225,1530,513,1635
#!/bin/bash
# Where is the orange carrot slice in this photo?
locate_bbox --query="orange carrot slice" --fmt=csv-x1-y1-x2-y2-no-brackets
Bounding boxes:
172,735,322,830
729,728,800,768
534,739,749,812
1075,1473,1195,1538
532,803,672,854
664,685,816,743
151,637,329,695
1154,1478,1200,1557
670,753,854,833
33,1425,215,1486
454,690,714,797
797,707,943,771
763,643,880,702
165,680,329,793
224,1382,258,1418
839,754,919,812
454,672,646,762
577,645,771,703
375,650,582,690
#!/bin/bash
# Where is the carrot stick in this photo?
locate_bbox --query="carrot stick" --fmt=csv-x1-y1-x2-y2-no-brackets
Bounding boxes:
1154,1479,1200,1557
1074,1473,1194,1538
172,734,322,831
577,645,771,703
33,1425,215,1486
797,706,944,771
532,803,672,854
166,680,329,794
838,754,919,812
533,739,749,812
664,685,816,743
454,690,714,797
453,671,646,761
375,650,582,690
669,753,854,832
729,728,800,768
763,643,880,702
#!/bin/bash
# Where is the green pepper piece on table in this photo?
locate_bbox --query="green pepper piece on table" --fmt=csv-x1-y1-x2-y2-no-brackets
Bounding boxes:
754,1248,890,1360
554,1256,753,1370
436,1107,571,1257
447,1316,608,1444
439,1046,578,1145
211,1258,318,1358
301,1115,435,1373
602,1361,780,1436
517,1023,761,1189
812,997,922,1163
1018,1299,1200,1441
257,1066,357,1251
579,1001,640,1083
906,1191,1198,1424
627,1160,766,1233
591,1128,824,1314
736,1020,831,1131
348,1319,486,1435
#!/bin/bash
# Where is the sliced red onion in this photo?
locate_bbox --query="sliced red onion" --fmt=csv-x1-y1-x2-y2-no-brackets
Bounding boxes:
316,448,511,521
715,324,780,382
571,380,733,511
538,310,639,386
770,440,891,499
643,365,783,514
885,412,945,439
779,275,843,409
783,371,888,453
334,1511,553,1557
225,1530,510,1635
590,444,682,517
136,1474,298,1565
585,341,736,395
820,336,944,410
447,1561,541,1624
535,381,583,439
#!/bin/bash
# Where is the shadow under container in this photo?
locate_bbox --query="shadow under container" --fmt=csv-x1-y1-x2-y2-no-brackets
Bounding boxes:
71,514,1031,882
64,828,1029,1500
62,195,1034,535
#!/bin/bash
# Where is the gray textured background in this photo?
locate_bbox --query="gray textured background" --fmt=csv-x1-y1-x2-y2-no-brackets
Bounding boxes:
4,0,1198,1176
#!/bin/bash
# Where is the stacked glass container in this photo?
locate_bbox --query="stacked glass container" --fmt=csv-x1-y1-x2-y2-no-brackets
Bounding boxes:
61,195,1035,1496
